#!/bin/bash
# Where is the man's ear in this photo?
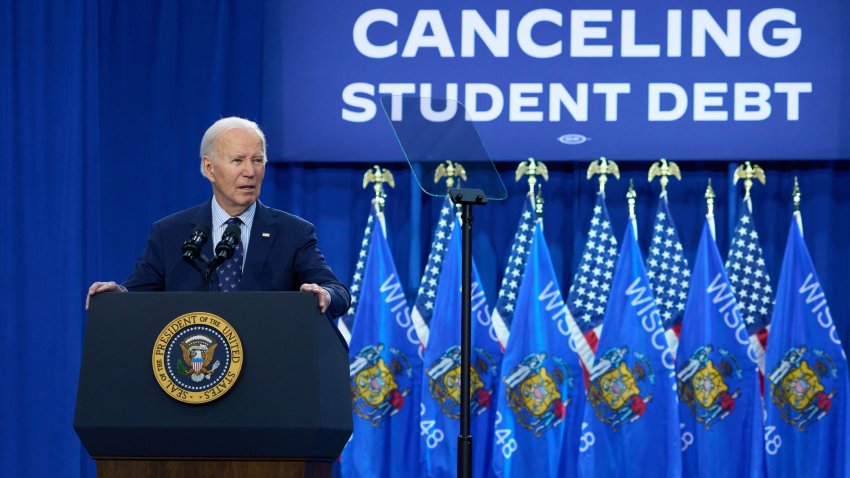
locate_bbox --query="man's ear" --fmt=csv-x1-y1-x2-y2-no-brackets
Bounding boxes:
202,156,215,182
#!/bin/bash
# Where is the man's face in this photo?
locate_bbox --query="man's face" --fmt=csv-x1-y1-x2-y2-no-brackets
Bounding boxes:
203,128,265,215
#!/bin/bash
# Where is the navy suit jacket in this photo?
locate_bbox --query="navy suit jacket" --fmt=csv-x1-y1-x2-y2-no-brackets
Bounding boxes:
123,200,351,318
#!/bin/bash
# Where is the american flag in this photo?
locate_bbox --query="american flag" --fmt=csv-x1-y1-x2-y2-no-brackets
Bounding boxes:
564,193,619,372
490,195,537,349
645,192,691,357
410,196,455,347
338,206,380,344
725,197,773,374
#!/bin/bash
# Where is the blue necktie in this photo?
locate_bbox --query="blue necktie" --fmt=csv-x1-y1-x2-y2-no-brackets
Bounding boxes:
218,217,243,292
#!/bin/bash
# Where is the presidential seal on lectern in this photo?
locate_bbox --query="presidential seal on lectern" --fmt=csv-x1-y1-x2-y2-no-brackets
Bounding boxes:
152,312,243,404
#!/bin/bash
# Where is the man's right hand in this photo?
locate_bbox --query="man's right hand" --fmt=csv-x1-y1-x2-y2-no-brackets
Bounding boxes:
86,281,125,310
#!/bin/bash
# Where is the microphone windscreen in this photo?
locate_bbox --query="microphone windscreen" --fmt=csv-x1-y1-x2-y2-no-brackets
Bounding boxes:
194,224,211,237
223,223,241,241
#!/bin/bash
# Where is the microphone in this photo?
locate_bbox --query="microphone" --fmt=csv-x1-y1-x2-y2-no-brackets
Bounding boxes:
213,223,242,263
182,224,211,263
204,223,242,291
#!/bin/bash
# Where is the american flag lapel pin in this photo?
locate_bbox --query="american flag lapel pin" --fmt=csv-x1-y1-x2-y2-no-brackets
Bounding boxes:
261,232,271,238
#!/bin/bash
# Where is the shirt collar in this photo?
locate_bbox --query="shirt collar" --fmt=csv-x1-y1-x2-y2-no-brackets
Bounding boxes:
211,198,256,228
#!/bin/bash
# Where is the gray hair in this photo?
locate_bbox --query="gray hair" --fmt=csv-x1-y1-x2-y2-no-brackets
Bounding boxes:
199,116,267,178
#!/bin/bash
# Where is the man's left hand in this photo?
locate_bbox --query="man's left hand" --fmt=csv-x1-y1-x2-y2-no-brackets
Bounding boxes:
300,283,331,313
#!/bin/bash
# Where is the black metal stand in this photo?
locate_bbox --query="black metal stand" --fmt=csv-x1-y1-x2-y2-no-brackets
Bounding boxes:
203,254,231,292
202,268,214,291
184,254,216,291
447,188,487,478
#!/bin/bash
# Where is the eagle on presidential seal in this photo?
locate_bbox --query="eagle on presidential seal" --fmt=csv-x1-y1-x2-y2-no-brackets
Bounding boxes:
349,343,412,426
677,345,742,429
503,352,572,437
426,345,497,419
768,346,837,431
177,335,221,383
587,346,655,431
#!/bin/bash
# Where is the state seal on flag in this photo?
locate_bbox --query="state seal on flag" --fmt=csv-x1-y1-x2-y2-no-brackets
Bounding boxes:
426,345,497,419
587,346,654,431
151,312,243,404
503,352,572,437
349,343,412,426
677,345,742,429
768,346,837,431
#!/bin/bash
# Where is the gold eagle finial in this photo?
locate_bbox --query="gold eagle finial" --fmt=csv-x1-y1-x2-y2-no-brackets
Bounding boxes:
516,157,549,200
434,160,467,189
648,158,682,194
587,157,620,195
733,161,766,199
362,165,395,215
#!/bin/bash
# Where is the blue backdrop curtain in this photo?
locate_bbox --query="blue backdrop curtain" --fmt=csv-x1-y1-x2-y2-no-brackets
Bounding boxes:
1,1,100,476
2,1,849,477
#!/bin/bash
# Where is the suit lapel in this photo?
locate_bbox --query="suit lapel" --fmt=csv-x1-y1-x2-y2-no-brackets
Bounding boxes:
240,201,276,291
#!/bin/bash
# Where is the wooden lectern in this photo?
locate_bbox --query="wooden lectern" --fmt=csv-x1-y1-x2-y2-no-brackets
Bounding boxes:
74,292,353,478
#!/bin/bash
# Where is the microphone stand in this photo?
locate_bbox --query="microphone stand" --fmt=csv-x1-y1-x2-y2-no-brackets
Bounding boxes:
203,255,227,292
183,253,214,291
203,225,240,291
184,255,215,291
202,264,213,291
183,224,239,291
203,235,238,291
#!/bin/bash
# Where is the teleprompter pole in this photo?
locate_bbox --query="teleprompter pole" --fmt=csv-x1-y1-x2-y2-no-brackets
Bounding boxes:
448,188,487,478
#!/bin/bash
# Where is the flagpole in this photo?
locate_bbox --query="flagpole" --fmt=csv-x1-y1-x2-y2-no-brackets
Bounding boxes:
448,187,487,478
706,179,716,240
627,179,638,238
793,176,803,236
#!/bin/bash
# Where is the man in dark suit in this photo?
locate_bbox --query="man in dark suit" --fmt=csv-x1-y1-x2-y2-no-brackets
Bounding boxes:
87,117,350,317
